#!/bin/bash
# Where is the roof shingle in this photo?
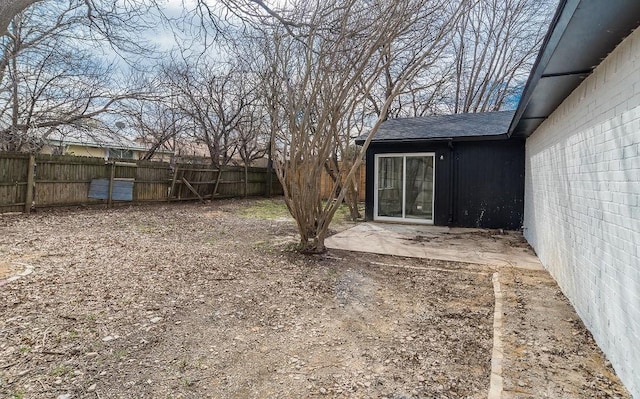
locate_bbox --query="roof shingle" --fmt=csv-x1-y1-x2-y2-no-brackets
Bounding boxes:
356,110,515,144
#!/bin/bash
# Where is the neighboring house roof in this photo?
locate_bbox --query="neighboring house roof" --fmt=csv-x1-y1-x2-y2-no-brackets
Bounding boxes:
47,130,172,154
355,110,515,145
509,0,640,138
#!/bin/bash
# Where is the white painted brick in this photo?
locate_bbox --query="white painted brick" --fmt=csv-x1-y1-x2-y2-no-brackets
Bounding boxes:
622,156,640,171
525,27,640,397
630,202,640,219
623,145,638,158
627,91,640,110
629,181,640,195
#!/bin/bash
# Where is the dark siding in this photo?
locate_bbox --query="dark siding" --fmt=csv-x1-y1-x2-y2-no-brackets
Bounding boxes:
363,138,524,230
453,140,525,229
364,148,375,221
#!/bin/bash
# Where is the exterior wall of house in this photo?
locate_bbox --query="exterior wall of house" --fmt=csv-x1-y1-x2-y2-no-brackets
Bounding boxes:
65,145,107,158
453,140,524,229
364,139,524,229
524,27,640,397
40,144,104,157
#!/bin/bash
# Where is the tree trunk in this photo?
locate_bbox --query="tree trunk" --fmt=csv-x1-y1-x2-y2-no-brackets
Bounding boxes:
298,226,327,254
0,0,40,35
212,166,223,197
279,160,330,254
346,179,361,221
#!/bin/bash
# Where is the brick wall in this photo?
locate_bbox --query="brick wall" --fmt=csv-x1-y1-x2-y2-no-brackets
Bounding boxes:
524,27,640,397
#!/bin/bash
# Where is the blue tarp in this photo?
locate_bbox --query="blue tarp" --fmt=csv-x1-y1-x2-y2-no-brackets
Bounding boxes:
88,179,134,201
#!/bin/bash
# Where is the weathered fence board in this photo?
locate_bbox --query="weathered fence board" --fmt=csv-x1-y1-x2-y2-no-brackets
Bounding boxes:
0,153,30,212
135,161,171,202
319,163,366,202
34,155,108,207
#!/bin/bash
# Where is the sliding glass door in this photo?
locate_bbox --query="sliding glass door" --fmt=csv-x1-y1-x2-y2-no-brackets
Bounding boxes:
374,153,435,223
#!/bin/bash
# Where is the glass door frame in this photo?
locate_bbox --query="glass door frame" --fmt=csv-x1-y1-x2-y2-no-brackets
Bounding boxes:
373,152,435,224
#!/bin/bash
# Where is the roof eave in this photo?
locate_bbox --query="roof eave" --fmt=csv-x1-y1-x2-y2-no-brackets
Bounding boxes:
356,133,512,146
509,0,640,138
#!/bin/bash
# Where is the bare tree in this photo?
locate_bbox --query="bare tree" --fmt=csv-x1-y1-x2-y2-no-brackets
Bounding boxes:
0,3,148,152
236,102,268,196
122,96,189,161
359,0,554,119
318,0,462,220
220,53,270,195
0,0,161,38
0,0,39,35
0,0,160,152
449,0,553,113
164,59,251,169
241,0,468,253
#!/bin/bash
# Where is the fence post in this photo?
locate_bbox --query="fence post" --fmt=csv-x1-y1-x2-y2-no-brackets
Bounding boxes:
244,165,248,198
169,166,179,200
24,155,35,214
212,167,223,197
266,166,272,197
107,162,115,208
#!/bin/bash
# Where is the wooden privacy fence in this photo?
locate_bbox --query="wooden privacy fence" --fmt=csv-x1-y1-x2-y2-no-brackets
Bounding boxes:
0,152,283,213
319,163,366,202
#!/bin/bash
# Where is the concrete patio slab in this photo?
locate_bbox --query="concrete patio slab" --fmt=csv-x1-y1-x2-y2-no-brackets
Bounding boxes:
326,222,543,270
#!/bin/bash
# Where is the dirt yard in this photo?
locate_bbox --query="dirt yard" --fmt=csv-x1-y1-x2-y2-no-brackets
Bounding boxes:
0,199,630,398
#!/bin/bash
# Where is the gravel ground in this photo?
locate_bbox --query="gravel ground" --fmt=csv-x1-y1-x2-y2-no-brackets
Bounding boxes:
499,267,630,399
0,198,630,398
